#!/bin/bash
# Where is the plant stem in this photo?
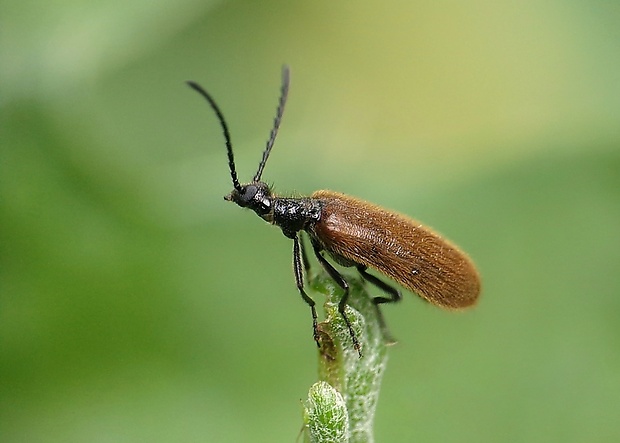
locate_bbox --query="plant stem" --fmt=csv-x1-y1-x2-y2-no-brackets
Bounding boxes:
303,270,389,443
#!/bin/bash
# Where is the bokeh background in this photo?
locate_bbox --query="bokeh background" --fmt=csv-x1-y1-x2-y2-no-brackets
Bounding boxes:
2,1,619,442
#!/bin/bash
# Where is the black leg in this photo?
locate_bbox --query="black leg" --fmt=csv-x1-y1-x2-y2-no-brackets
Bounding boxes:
299,234,311,274
357,265,402,304
312,244,362,357
357,265,400,344
293,235,319,347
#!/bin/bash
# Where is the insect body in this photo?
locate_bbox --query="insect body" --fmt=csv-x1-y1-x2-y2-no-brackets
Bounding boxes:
187,67,480,356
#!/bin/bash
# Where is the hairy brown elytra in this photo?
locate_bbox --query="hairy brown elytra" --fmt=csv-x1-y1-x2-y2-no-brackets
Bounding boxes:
187,66,480,357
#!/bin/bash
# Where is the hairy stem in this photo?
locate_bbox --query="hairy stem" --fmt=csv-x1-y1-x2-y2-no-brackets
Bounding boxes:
303,270,389,443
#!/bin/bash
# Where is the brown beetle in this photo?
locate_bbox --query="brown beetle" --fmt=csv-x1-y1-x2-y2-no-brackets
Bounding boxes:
187,66,480,356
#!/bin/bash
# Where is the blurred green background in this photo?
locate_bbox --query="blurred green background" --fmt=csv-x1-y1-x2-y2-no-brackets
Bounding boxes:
2,0,619,442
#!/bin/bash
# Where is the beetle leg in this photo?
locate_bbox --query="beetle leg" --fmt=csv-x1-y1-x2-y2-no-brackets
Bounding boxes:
312,245,362,357
357,265,400,344
357,265,402,304
299,234,311,274
293,234,319,348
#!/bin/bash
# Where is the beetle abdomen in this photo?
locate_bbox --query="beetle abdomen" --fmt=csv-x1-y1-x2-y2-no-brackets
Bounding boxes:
309,190,480,309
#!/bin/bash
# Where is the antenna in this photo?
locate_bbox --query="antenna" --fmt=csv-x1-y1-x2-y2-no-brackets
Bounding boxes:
253,65,290,182
187,80,242,192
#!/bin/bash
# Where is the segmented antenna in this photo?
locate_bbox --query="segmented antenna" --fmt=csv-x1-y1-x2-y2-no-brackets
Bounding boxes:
253,65,290,182
187,81,242,192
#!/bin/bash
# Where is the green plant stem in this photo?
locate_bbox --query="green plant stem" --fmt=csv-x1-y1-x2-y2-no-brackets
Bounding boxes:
303,270,389,443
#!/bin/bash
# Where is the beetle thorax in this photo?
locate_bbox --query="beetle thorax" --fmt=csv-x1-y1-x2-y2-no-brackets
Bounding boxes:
271,197,322,238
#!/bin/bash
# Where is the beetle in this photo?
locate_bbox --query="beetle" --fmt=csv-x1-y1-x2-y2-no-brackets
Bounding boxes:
187,66,480,356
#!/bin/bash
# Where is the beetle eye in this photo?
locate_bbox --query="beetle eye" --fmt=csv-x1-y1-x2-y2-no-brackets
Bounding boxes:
238,185,258,206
